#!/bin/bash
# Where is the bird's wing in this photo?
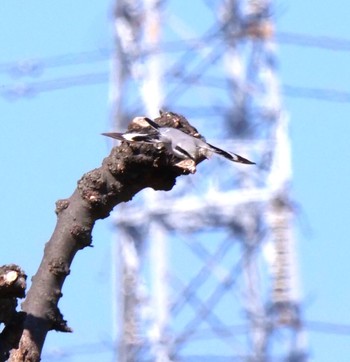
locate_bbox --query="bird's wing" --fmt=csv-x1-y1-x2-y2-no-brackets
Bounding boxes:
173,145,196,160
206,142,255,164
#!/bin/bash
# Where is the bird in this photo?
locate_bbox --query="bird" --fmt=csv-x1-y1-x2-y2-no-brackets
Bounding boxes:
102,117,255,165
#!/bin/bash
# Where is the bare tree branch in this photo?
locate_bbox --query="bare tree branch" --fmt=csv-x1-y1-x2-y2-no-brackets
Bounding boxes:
0,265,27,362
8,112,202,362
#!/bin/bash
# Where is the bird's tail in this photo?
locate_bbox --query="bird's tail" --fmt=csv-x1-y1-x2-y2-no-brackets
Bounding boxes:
143,117,161,131
206,142,255,165
102,118,160,142
101,132,125,141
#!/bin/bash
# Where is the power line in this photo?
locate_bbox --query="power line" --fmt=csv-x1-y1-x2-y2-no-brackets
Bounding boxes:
40,320,350,360
277,31,350,51
1,31,350,77
42,340,113,361
0,72,109,99
0,49,111,76
283,85,350,103
306,321,350,335
2,71,350,105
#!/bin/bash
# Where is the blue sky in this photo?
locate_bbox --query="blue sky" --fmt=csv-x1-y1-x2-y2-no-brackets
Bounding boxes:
1,1,350,361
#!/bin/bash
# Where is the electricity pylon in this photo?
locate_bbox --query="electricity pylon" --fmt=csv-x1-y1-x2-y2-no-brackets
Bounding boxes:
109,0,308,361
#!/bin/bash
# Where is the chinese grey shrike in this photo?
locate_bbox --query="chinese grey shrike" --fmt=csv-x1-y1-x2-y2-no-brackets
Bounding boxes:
102,117,255,165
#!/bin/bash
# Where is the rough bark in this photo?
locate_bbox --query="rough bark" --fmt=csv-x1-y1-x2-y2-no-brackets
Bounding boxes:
0,265,27,362
6,112,202,362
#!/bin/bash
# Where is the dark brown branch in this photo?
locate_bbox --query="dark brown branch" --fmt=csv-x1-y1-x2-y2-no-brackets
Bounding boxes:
0,265,27,362
8,112,202,362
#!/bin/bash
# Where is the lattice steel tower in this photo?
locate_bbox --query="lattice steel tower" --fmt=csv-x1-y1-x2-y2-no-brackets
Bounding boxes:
108,0,308,361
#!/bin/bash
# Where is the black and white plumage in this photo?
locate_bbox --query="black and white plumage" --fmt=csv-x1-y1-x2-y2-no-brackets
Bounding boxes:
102,117,255,165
